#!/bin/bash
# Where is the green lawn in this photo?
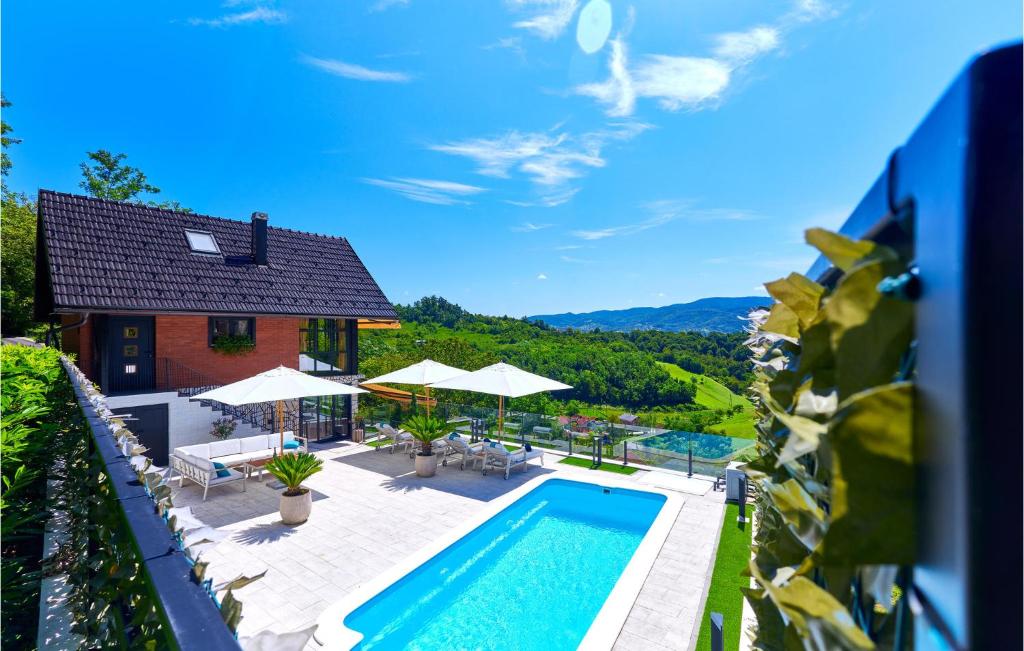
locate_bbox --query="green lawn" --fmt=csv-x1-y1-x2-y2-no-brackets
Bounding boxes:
706,411,758,439
657,362,751,412
696,503,754,651
558,455,638,475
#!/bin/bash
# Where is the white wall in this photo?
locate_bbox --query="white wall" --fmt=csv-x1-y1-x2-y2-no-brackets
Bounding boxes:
106,392,266,458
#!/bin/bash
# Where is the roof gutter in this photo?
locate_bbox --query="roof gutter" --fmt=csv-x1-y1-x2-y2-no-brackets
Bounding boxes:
46,312,89,348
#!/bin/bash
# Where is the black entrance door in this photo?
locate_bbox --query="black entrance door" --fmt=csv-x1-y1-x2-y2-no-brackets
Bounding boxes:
111,403,169,466
108,316,155,393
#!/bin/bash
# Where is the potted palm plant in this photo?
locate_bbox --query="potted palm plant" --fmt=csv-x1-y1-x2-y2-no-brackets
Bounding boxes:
264,452,323,524
402,414,448,477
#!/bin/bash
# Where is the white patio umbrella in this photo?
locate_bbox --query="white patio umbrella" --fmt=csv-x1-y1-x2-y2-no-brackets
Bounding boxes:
191,366,367,452
429,362,572,436
362,359,467,418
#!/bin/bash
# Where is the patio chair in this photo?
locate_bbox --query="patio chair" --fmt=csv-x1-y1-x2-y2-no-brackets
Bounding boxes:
376,424,414,455
481,443,544,480
442,434,487,470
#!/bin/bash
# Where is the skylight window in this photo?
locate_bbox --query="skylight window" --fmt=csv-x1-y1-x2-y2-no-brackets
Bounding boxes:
185,230,220,254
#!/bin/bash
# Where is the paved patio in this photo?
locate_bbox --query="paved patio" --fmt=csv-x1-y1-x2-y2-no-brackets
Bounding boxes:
172,441,725,650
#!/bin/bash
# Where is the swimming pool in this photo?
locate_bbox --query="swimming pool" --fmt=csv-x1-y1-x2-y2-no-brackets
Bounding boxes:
315,477,680,650
634,430,754,461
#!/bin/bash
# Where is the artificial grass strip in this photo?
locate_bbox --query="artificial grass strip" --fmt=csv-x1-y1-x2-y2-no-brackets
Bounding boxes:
558,455,638,475
696,503,754,651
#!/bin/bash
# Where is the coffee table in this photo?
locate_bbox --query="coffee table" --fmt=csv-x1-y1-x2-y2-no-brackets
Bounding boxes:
243,458,273,482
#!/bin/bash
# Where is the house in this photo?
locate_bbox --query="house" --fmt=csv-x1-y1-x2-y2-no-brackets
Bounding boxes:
619,413,639,426
34,190,398,461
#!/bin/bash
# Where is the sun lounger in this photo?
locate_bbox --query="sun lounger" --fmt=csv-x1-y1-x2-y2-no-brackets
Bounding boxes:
442,434,487,470
376,423,414,455
481,443,544,479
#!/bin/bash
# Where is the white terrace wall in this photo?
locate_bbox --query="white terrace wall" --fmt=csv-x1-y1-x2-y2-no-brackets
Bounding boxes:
105,392,265,460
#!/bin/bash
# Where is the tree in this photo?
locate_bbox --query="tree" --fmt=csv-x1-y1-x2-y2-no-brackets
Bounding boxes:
78,150,191,212
79,150,161,202
1,95,37,335
1,94,19,178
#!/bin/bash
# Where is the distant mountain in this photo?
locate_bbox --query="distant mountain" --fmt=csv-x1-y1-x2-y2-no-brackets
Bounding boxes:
528,296,769,333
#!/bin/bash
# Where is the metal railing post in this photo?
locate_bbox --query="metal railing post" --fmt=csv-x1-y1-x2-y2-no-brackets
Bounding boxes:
710,612,724,651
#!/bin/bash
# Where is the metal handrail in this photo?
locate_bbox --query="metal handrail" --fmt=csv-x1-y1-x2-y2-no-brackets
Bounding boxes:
158,358,279,432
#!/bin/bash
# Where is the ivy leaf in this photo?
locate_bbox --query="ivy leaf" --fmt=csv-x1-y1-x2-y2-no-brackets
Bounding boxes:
765,273,825,328
763,478,826,551
214,570,267,593
749,562,875,651
762,303,801,340
805,229,877,273
824,382,915,565
825,259,913,400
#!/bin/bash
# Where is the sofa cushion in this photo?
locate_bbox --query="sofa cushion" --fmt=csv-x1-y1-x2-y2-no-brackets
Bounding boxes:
192,455,215,474
209,439,241,458
212,461,231,478
240,435,271,453
241,450,273,463
283,440,301,450
214,453,250,466
178,443,210,459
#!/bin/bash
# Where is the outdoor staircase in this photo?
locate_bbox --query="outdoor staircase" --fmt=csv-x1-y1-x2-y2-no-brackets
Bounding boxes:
158,358,282,433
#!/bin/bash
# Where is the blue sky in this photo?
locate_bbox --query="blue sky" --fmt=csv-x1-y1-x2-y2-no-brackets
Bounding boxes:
3,1,1019,316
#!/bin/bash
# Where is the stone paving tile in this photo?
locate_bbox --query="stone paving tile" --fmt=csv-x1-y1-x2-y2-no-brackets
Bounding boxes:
171,441,725,648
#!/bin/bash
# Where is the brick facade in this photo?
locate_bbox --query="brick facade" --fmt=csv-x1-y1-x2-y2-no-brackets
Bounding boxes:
154,315,303,385
63,313,305,388
61,314,94,378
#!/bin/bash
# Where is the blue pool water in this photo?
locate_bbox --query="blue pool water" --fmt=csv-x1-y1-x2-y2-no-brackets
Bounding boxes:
343,479,666,650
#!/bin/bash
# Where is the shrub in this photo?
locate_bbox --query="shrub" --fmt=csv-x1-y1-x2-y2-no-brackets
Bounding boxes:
264,452,323,497
210,417,237,440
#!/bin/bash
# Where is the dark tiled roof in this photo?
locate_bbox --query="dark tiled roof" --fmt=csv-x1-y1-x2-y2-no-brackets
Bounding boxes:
37,190,397,319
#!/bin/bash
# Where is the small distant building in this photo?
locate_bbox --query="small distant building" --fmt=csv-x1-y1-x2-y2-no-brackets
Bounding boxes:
619,413,640,426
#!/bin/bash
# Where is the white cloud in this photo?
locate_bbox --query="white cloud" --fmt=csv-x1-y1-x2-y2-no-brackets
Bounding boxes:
484,36,527,61
511,222,554,232
575,38,635,117
786,0,838,23
189,7,287,27
712,26,780,64
577,36,732,115
572,200,758,240
509,0,580,39
369,0,409,12
301,55,412,82
560,255,593,264
537,273,548,280
431,121,650,189
554,244,583,250
362,177,486,205
506,187,580,208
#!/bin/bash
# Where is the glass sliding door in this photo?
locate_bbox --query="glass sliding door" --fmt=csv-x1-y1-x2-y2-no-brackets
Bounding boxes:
298,319,352,440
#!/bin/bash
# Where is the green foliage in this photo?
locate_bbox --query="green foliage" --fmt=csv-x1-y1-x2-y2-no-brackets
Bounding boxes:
79,150,160,201
696,504,753,651
1,345,174,647
744,229,915,649
211,334,256,355
1,97,40,336
401,414,449,455
265,452,324,496
1,345,64,646
78,149,190,211
1,191,38,335
2,93,20,178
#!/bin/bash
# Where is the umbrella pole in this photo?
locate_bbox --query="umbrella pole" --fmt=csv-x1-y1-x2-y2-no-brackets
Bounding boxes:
498,394,504,439
277,399,285,454
426,385,431,419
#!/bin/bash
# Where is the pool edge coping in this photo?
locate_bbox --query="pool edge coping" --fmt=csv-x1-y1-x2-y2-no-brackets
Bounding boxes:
312,473,684,650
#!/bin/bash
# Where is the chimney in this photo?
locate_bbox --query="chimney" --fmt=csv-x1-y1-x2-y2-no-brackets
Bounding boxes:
251,212,268,265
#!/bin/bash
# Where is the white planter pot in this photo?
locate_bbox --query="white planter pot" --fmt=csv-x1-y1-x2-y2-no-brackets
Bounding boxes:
415,453,437,477
279,489,312,525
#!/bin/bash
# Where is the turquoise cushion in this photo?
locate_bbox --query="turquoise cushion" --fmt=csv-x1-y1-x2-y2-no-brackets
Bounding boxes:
283,440,300,450
448,432,461,440
489,441,499,448
212,461,230,478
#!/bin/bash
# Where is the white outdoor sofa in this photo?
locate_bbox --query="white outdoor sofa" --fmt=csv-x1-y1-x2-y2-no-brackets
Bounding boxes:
170,431,306,500
481,443,544,479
